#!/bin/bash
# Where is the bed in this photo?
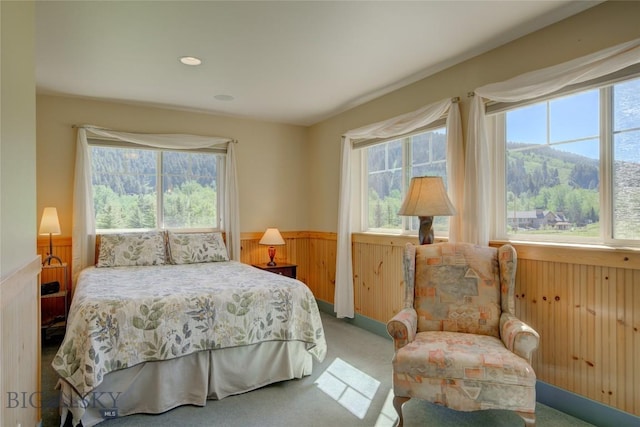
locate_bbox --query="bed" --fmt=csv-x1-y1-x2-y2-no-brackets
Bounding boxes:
52,231,327,427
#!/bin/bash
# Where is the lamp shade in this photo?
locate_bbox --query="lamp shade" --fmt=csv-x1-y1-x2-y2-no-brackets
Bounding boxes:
39,207,61,235
398,176,456,217
259,228,285,246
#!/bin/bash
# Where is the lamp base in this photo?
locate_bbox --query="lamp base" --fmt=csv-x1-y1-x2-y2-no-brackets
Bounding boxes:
43,233,63,265
42,254,63,266
267,246,277,266
417,216,435,245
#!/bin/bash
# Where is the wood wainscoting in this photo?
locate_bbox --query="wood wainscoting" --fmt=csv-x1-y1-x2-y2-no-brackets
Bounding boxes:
349,233,640,417
512,243,640,415
239,231,337,303
43,232,639,416
1,255,41,427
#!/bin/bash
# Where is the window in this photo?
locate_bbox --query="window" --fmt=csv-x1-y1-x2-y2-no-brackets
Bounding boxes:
491,74,640,244
364,127,448,235
91,145,221,232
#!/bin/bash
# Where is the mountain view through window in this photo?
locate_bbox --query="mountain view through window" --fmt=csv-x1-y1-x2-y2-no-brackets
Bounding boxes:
366,128,448,233
91,146,219,231
502,76,640,242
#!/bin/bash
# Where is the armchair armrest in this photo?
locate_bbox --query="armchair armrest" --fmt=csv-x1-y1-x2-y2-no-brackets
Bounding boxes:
386,308,417,351
500,313,540,363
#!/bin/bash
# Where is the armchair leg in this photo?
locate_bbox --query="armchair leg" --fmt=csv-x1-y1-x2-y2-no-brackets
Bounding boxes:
516,411,536,426
392,395,410,427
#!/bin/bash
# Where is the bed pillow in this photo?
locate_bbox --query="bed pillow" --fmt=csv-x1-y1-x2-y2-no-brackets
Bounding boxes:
97,231,166,267
167,231,229,264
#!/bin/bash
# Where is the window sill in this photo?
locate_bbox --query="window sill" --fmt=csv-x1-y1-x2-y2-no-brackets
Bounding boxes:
351,232,449,247
349,233,639,269
491,238,640,252
491,239,639,269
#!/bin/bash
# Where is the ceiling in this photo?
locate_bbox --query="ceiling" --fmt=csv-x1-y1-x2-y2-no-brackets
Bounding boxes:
35,1,600,126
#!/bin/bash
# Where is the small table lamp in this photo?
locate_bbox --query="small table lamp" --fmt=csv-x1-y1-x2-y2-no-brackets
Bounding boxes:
259,228,285,266
398,176,456,245
39,207,63,265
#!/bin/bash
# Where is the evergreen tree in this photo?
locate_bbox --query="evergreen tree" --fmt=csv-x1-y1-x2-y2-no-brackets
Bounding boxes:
374,200,383,228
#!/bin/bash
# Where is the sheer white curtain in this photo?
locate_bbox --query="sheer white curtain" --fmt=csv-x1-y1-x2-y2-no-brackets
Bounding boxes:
464,37,640,245
72,125,240,284
335,98,463,318
445,103,464,243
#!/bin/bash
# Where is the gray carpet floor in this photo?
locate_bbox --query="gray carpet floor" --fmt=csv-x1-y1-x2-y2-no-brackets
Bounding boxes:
41,311,594,427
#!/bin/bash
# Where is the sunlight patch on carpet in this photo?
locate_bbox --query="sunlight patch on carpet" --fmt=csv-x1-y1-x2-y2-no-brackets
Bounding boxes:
314,357,380,419
374,389,397,427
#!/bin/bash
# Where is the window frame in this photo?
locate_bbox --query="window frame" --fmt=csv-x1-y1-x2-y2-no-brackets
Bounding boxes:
359,122,449,237
88,138,225,233
489,71,640,247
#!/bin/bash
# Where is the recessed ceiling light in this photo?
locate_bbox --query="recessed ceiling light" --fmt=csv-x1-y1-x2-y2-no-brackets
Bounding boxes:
179,56,202,66
214,94,234,101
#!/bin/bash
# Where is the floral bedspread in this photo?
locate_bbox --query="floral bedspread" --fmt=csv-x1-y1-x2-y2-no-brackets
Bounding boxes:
52,261,327,396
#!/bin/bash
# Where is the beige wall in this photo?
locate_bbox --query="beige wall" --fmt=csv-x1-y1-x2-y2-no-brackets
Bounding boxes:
36,95,310,234
307,0,640,232
1,3,41,427
37,2,640,236
1,0,37,276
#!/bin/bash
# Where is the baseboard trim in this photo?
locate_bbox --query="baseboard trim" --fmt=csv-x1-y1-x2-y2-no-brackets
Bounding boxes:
316,300,391,340
536,380,640,427
315,299,640,427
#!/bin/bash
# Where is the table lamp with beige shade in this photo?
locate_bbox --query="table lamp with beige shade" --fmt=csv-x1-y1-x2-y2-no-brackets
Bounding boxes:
40,207,63,265
398,176,456,245
259,228,285,266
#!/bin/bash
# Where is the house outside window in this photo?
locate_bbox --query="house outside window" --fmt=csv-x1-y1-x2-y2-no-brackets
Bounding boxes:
490,74,640,245
364,126,449,235
90,145,222,232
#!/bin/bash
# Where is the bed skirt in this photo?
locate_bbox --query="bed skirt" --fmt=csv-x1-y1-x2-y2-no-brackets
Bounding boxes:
59,340,312,427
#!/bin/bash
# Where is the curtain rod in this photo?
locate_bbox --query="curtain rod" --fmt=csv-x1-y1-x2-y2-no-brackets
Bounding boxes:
71,124,106,130
71,124,238,143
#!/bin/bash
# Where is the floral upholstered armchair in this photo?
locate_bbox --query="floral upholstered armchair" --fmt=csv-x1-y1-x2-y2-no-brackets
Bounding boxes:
387,242,540,426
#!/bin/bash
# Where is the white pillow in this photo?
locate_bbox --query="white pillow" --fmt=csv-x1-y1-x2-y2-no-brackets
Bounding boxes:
167,231,229,264
97,231,166,267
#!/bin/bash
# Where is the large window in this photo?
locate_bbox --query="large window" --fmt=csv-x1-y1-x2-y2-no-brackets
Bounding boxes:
492,74,640,244
364,127,448,235
91,145,221,232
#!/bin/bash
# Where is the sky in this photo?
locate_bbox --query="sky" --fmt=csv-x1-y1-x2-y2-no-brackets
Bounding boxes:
506,79,640,163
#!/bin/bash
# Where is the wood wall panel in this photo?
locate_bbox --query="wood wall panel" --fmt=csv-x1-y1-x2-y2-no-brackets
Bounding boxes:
240,231,310,284
1,256,41,427
353,241,405,321
307,236,336,301
45,232,640,416
516,260,639,414
348,235,639,416
239,231,335,300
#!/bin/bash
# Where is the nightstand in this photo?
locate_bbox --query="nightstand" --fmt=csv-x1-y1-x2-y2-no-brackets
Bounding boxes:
252,263,297,279
41,262,68,340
